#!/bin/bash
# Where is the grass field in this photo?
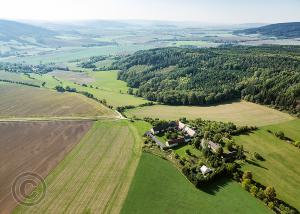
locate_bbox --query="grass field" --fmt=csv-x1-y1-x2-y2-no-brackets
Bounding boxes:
121,152,270,214
125,101,294,126
48,70,147,107
234,119,300,210
0,84,116,118
13,120,147,214
0,121,92,214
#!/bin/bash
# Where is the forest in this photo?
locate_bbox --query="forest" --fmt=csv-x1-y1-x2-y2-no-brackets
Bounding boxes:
114,46,300,115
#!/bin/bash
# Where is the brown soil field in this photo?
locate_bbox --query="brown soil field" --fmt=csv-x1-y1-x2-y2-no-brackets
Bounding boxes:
0,84,116,118
0,121,92,214
49,70,95,84
14,120,144,214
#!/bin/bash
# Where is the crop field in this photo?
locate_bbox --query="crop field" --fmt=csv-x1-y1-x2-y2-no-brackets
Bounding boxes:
0,121,92,214
121,152,270,214
0,84,116,118
49,70,147,107
125,101,294,126
49,70,95,84
234,119,300,210
0,70,42,85
14,120,145,214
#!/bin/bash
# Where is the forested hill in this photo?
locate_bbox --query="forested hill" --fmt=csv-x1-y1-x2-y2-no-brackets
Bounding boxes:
114,46,300,115
235,22,300,38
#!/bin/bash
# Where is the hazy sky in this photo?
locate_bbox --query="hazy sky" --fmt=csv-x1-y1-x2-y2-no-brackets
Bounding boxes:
1,0,300,23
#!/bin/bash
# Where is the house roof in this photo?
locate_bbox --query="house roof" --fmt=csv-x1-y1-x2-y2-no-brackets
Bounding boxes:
200,165,212,175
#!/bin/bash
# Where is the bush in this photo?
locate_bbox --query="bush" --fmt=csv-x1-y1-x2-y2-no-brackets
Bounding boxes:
294,141,300,148
267,201,274,210
242,171,253,180
250,185,258,196
242,179,251,191
275,131,285,140
264,186,276,201
256,188,266,200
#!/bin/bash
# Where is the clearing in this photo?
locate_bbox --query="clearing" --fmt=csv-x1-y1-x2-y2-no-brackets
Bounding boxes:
14,120,148,214
125,101,294,126
0,84,116,119
121,152,270,214
234,119,300,210
0,121,92,214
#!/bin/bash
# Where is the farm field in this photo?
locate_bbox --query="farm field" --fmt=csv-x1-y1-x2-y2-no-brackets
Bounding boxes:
121,152,270,214
14,120,146,214
0,121,92,214
49,70,147,107
234,119,300,210
0,84,116,118
125,101,294,126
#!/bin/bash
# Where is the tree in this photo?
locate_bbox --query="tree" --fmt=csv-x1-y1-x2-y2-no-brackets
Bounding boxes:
185,149,191,156
250,185,258,196
204,131,209,140
55,85,65,92
267,202,275,210
264,186,276,201
242,178,251,191
275,131,285,140
213,133,223,143
256,188,266,200
242,171,253,180
226,141,234,151
216,147,223,157
128,88,133,95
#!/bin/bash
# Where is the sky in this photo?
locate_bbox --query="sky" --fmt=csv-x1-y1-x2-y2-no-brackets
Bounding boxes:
0,0,300,24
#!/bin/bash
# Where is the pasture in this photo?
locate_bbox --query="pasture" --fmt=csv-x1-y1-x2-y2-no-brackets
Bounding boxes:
0,84,116,118
13,120,145,214
125,101,294,126
121,152,270,214
0,121,92,214
49,70,147,107
234,119,300,210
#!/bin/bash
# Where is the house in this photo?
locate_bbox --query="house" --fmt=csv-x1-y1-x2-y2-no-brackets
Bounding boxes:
201,139,221,153
200,165,213,175
150,127,163,135
145,131,167,150
166,137,185,148
177,121,196,137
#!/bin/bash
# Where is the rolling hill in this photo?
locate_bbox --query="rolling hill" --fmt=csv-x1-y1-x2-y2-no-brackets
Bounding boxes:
235,22,300,38
0,19,57,44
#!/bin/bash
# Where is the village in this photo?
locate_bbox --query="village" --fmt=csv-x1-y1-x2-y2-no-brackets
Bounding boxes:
144,120,238,176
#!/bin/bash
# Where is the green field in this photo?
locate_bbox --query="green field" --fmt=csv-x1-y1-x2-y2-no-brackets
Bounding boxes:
121,152,270,214
234,119,300,210
49,70,147,107
125,101,294,126
0,84,116,118
14,120,146,214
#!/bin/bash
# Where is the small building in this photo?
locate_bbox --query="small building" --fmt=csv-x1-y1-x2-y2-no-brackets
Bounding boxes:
166,137,185,148
151,127,163,135
177,121,196,137
201,139,221,153
200,165,213,175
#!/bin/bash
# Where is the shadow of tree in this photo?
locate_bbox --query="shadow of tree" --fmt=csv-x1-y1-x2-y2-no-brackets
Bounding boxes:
198,177,232,195
246,159,268,170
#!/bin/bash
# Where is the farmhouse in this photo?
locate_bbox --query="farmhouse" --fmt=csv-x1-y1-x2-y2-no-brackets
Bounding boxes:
200,165,213,175
201,139,221,153
177,121,196,137
145,131,167,150
166,137,185,148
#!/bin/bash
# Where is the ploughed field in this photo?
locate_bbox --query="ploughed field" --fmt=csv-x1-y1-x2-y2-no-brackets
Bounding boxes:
121,153,271,214
234,119,300,210
0,84,116,119
14,120,143,214
0,121,92,214
125,101,294,126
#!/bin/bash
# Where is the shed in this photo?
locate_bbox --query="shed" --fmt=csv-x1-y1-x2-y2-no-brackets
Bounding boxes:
200,165,213,175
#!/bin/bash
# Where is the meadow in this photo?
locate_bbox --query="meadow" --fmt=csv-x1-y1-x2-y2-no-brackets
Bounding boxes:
0,84,116,118
48,70,147,107
0,121,91,214
125,101,294,126
13,120,146,214
121,152,270,214
234,119,300,210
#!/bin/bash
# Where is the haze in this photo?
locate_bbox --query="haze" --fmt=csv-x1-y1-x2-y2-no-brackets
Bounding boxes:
0,0,300,23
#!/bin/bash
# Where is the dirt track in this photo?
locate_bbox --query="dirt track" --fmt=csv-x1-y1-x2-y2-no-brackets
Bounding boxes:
0,121,92,214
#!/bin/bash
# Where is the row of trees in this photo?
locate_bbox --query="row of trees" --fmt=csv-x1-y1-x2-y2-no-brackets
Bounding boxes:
114,46,300,115
0,62,69,74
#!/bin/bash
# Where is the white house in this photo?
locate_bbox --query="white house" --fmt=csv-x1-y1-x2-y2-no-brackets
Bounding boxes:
177,121,196,137
200,165,213,175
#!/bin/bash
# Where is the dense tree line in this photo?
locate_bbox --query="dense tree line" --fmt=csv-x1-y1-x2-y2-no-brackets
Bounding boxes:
0,79,40,87
79,56,106,69
114,46,300,115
